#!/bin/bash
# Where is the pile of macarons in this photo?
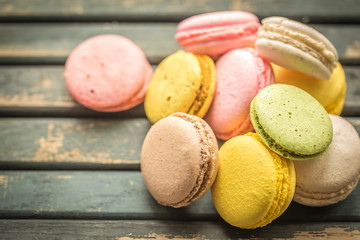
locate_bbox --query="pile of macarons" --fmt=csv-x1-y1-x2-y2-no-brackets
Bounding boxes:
64,11,360,229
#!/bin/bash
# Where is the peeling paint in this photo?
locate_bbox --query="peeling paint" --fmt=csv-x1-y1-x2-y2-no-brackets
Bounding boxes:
0,49,69,57
231,0,253,11
116,233,205,240
0,92,76,107
56,175,73,180
0,175,8,198
293,227,360,239
345,40,360,58
75,123,95,131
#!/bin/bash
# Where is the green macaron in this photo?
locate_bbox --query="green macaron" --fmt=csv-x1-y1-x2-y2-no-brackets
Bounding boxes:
250,84,333,160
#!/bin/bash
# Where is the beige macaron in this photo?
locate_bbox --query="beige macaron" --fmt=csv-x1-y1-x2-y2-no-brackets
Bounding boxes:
141,112,218,208
293,115,360,206
255,17,338,80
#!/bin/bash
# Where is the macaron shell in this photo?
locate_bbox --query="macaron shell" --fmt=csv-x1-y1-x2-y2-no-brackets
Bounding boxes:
175,11,260,59
145,50,201,123
211,135,278,228
211,133,295,229
205,48,274,140
256,38,332,80
293,115,360,207
273,62,347,115
141,116,200,206
256,17,338,80
65,34,152,112
261,16,338,60
251,84,333,159
172,113,219,204
100,62,153,111
141,113,218,208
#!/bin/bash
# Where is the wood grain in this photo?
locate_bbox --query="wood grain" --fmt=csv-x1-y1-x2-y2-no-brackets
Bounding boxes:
0,24,359,64
0,118,359,169
0,220,359,239
1,65,360,117
0,171,359,221
0,0,359,23
0,118,151,169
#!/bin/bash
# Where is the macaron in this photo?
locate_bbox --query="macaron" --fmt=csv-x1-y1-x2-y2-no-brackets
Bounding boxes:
65,34,152,112
273,62,346,115
211,133,296,229
250,84,333,160
175,11,261,59
205,48,274,140
144,50,216,123
141,112,218,208
255,17,338,80
293,115,360,207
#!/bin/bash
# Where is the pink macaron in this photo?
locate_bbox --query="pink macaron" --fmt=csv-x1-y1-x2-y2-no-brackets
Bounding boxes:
205,48,274,140
175,11,261,59
65,34,153,112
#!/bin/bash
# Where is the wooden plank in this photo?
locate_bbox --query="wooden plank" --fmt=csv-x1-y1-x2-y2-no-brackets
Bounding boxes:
0,23,177,65
0,220,359,239
0,0,359,23
0,118,359,169
1,65,360,118
0,65,146,118
0,118,151,170
0,170,360,221
0,24,359,65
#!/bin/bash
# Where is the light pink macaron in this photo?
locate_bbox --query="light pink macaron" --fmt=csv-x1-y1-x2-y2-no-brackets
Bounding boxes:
205,48,274,140
65,34,153,112
175,11,261,59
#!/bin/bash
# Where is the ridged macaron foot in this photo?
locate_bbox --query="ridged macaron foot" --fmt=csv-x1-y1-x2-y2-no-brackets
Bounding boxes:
141,112,218,208
250,84,333,160
144,50,216,123
205,48,274,140
255,17,338,80
65,34,152,112
273,62,346,115
293,115,360,207
175,11,261,59
211,133,295,229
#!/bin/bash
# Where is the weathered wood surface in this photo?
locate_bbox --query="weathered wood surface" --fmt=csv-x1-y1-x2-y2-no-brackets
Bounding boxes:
0,220,359,240
0,171,359,222
0,118,359,169
0,24,359,65
0,118,151,169
0,0,359,238
1,65,360,117
1,0,360,23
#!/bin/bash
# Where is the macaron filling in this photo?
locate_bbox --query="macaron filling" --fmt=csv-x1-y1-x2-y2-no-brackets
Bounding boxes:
259,22,337,72
187,55,216,117
295,174,360,206
169,113,218,207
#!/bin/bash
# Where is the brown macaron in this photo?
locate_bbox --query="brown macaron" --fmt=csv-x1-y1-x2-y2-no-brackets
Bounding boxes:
141,112,219,208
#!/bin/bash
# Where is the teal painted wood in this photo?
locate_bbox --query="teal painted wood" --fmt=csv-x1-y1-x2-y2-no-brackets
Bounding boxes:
0,118,151,169
0,24,359,64
0,220,359,239
0,171,359,221
0,118,359,169
1,65,360,117
0,0,359,23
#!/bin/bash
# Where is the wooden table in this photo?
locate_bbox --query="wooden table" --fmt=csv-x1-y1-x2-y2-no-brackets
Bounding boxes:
0,1,360,239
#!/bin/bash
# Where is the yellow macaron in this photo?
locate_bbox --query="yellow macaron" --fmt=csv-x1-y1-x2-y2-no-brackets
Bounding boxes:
273,62,346,115
145,50,215,123
211,133,296,229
